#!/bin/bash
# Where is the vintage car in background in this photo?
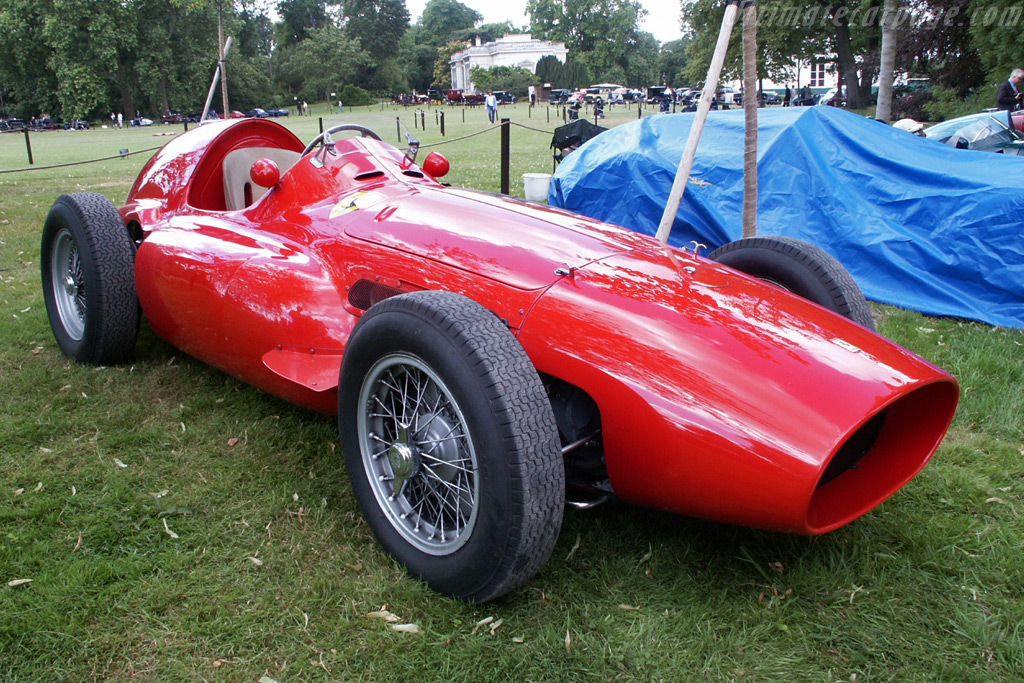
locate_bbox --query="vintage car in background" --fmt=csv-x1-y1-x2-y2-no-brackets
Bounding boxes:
924,110,1024,155
41,118,958,601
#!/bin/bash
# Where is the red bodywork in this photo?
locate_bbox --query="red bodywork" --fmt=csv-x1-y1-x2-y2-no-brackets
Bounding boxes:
122,119,958,535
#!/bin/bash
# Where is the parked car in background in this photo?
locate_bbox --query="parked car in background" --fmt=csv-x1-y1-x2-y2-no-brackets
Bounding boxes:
130,117,154,127
63,119,90,130
246,108,269,118
818,88,846,107
492,91,516,105
230,111,247,119
923,111,1024,155
267,107,290,117
1,118,26,132
548,89,571,104
762,91,782,105
162,111,184,124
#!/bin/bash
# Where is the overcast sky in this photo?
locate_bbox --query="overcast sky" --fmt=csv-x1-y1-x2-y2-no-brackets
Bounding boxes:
403,0,685,45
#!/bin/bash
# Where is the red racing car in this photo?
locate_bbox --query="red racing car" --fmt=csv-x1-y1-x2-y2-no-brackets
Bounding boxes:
41,118,958,601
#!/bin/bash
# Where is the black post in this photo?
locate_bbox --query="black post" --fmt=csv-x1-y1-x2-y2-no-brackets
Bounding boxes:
396,117,401,143
318,117,323,134
413,111,418,130
500,118,510,195
547,107,550,123
421,111,425,129
440,112,445,137
462,108,465,123
23,128,33,165
184,120,189,132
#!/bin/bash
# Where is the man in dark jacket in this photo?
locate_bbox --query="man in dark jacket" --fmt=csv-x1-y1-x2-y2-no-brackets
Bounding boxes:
997,69,1024,111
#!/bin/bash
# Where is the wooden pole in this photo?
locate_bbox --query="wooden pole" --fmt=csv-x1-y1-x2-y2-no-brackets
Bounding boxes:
742,0,758,238
656,0,741,244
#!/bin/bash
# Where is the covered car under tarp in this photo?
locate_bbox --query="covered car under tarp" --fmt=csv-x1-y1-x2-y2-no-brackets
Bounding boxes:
550,107,1024,329
550,120,608,167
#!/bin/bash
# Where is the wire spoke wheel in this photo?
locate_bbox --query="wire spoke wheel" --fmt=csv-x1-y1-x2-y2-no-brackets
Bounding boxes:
40,193,139,364
358,353,479,555
339,291,564,601
50,228,87,341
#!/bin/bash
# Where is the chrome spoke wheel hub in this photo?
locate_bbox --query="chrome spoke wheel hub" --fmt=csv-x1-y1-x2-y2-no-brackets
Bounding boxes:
51,228,86,341
357,353,479,555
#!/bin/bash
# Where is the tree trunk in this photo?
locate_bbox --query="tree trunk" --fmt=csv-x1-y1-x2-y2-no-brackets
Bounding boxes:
742,1,758,238
832,8,864,109
875,0,899,122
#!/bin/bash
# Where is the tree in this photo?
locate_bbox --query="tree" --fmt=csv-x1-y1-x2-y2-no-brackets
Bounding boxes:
432,39,468,89
527,0,655,86
342,0,409,60
277,0,329,48
534,55,564,86
684,0,883,108
419,0,481,46
469,65,535,96
659,38,692,88
970,0,1024,84
276,23,368,101
875,0,898,122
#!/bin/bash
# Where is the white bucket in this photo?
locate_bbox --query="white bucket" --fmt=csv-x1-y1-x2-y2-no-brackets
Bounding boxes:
523,173,552,202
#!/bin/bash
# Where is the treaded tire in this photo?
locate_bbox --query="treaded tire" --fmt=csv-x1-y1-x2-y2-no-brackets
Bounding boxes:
41,193,139,364
709,236,875,330
338,291,564,602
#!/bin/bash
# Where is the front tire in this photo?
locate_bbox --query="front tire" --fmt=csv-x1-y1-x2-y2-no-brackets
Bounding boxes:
339,291,564,602
709,236,875,330
41,193,139,364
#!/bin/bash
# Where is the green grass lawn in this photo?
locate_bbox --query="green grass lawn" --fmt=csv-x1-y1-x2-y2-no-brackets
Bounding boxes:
2,103,1023,682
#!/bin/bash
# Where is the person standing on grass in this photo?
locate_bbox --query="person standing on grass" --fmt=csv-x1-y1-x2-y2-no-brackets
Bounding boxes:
485,90,498,124
997,69,1024,111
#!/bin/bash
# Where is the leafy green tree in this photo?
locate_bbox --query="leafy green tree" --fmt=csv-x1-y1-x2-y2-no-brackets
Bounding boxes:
432,39,468,89
342,0,409,60
276,23,368,101
967,0,1020,87
527,0,654,86
535,55,565,85
419,0,481,46
341,83,373,105
0,0,61,118
400,29,440,92
450,21,521,44
276,0,329,48
469,65,535,96
659,38,691,88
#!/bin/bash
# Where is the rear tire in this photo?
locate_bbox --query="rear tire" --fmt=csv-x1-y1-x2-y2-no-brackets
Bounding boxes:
709,236,875,330
41,193,139,364
338,291,564,601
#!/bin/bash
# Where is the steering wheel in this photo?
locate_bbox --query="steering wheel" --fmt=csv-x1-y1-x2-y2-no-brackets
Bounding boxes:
301,124,382,157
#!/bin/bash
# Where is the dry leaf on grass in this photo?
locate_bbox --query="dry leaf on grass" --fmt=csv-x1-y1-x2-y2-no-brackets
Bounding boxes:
227,437,238,446
248,556,263,566
391,623,420,634
8,579,32,587
365,610,401,623
471,616,494,635
162,519,179,539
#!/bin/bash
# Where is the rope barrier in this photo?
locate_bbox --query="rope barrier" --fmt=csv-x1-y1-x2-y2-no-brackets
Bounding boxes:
0,145,164,174
1,118,562,173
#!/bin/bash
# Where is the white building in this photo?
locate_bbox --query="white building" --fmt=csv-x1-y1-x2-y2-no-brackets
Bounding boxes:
450,34,568,94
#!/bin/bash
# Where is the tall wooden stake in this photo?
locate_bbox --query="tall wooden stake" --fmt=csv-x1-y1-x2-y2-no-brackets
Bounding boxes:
742,0,758,238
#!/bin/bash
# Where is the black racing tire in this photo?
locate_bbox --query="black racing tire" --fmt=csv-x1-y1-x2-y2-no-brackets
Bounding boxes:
709,236,875,330
338,291,564,602
40,193,139,364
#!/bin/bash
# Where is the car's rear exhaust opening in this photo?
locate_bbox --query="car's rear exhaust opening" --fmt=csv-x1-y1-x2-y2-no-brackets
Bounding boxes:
806,379,959,533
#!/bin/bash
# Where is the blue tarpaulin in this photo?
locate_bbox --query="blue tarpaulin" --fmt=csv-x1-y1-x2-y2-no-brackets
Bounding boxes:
550,106,1024,329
